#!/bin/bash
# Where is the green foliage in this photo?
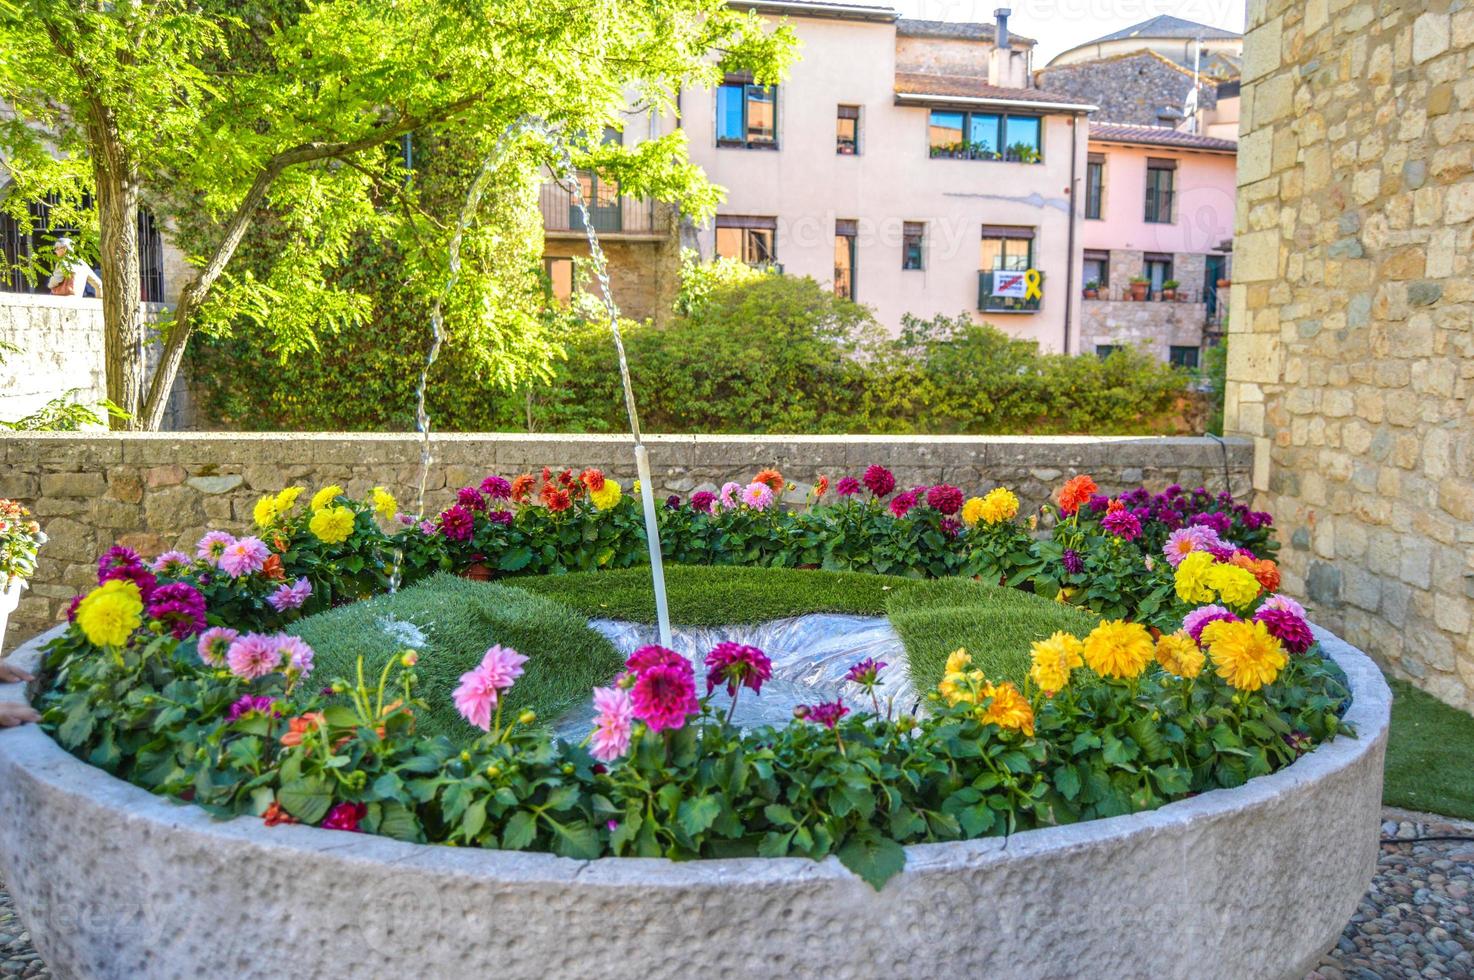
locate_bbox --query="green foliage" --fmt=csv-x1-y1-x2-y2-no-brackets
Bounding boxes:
1383,679,1474,820
194,272,1196,435
0,391,130,432
1203,340,1228,436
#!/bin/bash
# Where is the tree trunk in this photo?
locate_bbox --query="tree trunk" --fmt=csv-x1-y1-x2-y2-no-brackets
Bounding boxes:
91,135,145,428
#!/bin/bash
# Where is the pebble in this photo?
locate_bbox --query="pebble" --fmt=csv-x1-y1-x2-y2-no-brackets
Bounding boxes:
0,809,1469,978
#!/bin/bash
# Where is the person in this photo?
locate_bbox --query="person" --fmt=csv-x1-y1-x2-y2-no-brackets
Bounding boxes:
0,661,40,727
47,236,103,297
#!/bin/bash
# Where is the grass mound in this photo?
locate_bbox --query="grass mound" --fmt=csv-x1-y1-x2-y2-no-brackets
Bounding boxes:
290,565,1108,746
290,573,622,739
1383,678,1474,820
884,577,1102,691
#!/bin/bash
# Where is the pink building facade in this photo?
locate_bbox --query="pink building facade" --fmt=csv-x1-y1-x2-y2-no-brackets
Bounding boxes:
1077,124,1237,367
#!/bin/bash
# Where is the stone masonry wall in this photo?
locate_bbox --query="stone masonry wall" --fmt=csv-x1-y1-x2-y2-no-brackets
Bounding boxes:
0,432,1251,650
1227,0,1474,709
1037,51,1216,126
1079,299,1206,360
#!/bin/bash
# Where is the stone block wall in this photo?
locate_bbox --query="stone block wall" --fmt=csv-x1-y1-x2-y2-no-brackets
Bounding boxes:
0,432,1251,650
1227,0,1474,709
1079,298,1207,360
1036,51,1216,127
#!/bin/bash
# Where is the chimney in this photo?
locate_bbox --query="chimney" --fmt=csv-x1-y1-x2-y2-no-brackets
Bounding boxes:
995,8,1011,49
989,8,1023,87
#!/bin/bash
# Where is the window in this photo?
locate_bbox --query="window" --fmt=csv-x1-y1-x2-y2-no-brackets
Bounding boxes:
1169,345,1201,369
1144,252,1173,292
928,110,1041,162
834,219,857,300
902,222,925,270
1145,158,1176,223
544,256,574,304
1083,249,1109,289
715,215,777,266
1084,153,1104,220
836,105,860,155
0,192,164,299
717,74,777,149
1096,344,1120,359
980,225,1034,271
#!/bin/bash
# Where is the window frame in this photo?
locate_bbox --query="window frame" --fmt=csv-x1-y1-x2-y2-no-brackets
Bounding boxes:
1084,153,1104,220
1144,158,1176,224
834,218,857,300
715,215,778,267
902,221,925,271
543,256,575,305
1083,249,1110,289
1169,345,1201,369
928,109,1043,163
836,105,860,155
717,75,779,150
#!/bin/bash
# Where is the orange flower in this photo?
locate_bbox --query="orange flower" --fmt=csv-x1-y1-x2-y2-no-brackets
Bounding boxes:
261,553,286,582
754,468,784,492
1106,498,1125,514
280,712,325,748
510,474,535,503
815,475,829,498
1056,475,1099,515
1231,553,1281,592
539,484,572,512
263,801,298,826
580,468,606,492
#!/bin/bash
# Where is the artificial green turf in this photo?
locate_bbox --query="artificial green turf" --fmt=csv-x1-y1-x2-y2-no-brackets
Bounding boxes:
290,573,622,739
1382,678,1474,820
885,577,1102,690
511,564,904,625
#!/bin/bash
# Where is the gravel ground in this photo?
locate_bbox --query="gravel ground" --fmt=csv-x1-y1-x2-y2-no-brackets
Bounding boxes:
2,808,1470,979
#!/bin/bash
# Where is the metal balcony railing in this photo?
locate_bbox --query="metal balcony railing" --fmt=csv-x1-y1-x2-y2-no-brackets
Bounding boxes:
978,269,1044,313
539,181,657,236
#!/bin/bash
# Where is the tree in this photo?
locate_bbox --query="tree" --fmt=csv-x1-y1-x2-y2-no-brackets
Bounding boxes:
0,0,796,429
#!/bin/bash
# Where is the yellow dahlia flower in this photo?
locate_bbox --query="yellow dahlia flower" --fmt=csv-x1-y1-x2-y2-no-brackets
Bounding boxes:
1174,551,1217,605
75,579,144,648
960,497,986,527
939,649,983,705
371,486,398,522
980,681,1034,736
309,505,356,544
978,487,1020,524
1205,620,1287,691
1029,631,1084,694
589,480,623,511
252,495,280,528
1207,562,1261,609
275,486,304,511
1154,631,1205,679
944,648,972,675
1082,619,1155,679
310,485,344,512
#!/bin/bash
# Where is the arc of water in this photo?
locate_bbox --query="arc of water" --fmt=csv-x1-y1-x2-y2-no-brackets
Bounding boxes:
549,142,673,648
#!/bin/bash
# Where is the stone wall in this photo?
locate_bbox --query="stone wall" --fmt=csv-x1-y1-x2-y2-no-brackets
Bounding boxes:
1036,51,1216,126
542,203,681,325
1079,298,1206,360
1227,0,1474,709
0,432,1252,650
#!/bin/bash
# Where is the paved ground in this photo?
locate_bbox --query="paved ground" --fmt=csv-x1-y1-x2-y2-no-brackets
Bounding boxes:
2,808,1471,978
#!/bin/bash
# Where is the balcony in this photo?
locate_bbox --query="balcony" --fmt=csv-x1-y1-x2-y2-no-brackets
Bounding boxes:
978,270,1044,313
539,181,658,238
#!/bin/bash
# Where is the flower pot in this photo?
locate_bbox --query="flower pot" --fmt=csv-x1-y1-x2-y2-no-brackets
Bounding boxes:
0,579,24,651
1129,282,1148,301
1083,289,1097,299
460,562,493,581
1162,289,1176,301
1216,278,1231,288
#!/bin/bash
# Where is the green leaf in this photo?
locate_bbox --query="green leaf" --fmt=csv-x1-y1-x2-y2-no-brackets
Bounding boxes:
551,821,602,860
498,547,533,572
677,795,722,837
277,777,333,825
1054,764,1081,801
462,799,487,839
501,810,537,850
837,834,907,891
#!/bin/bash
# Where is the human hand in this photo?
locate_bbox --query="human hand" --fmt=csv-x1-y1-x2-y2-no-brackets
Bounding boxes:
0,661,35,684
0,703,40,727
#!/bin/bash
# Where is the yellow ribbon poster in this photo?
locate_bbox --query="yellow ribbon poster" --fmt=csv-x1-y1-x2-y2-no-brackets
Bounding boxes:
1023,269,1042,301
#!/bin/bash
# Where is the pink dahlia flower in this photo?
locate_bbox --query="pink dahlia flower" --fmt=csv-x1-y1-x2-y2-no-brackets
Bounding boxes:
799,698,849,729
1182,604,1240,644
888,490,918,518
629,661,698,733
704,642,773,697
835,476,862,496
196,530,236,564
718,481,743,509
626,644,685,673
1260,593,1307,619
273,635,315,675
150,550,192,575
739,482,774,510
453,645,529,731
218,536,269,578
226,632,280,680
589,685,635,762
925,484,964,515
268,577,313,612
197,626,239,668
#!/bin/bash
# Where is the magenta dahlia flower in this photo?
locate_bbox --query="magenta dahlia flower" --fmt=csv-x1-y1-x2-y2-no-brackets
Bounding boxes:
845,658,886,687
1260,593,1307,619
888,490,918,518
1101,509,1143,541
690,490,717,513
799,698,849,730
835,476,862,496
480,475,512,500
1061,548,1084,575
626,645,685,673
146,582,208,639
630,661,699,733
704,642,773,697
438,504,475,541
227,695,279,722
1182,605,1240,644
97,546,142,577
863,465,896,497
1253,607,1315,654
321,802,366,832
926,484,964,515
99,559,157,599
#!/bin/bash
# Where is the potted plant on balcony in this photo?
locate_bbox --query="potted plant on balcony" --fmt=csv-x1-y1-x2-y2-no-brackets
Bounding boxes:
1129,275,1150,302
0,500,45,651
1217,276,1232,288
1162,279,1179,301
1083,279,1099,300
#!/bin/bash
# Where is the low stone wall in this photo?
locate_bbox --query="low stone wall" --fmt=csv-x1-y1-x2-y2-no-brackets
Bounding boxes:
0,432,1252,650
0,622,1389,979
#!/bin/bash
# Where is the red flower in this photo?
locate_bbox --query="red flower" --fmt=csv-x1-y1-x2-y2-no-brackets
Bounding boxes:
321,802,367,832
581,468,606,492
539,485,572,512
510,474,536,503
815,475,829,498
754,468,784,492
261,554,286,582
263,801,298,827
1056,475,1099,515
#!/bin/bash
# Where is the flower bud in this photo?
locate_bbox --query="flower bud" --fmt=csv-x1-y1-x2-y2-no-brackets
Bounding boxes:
401,650,419,668
792,705,810,720
485,765,501,779
518,710,536,726
460,750,471,763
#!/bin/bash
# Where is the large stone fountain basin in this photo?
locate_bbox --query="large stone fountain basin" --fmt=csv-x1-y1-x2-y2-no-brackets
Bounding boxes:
0,623,1389,980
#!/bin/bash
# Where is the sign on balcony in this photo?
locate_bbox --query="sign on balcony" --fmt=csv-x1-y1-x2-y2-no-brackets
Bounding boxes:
979,269,1043,312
